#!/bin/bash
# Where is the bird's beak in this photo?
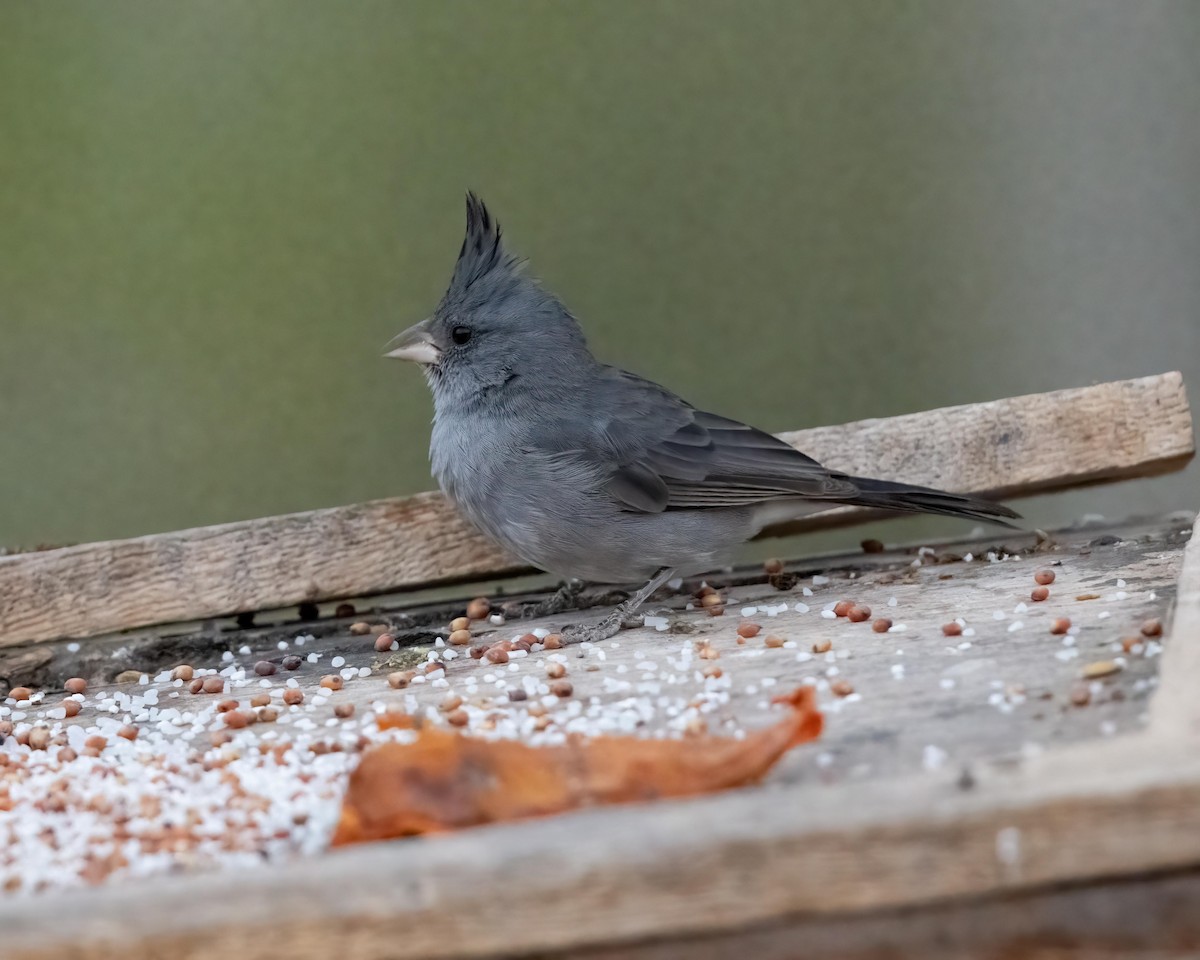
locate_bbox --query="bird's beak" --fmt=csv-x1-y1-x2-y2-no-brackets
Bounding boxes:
383,320,441,365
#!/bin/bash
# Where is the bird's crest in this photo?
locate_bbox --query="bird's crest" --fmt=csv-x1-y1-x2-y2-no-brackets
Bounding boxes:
449,192,522,295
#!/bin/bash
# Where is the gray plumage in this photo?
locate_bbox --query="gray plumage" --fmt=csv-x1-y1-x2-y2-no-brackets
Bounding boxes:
386,195,1019,630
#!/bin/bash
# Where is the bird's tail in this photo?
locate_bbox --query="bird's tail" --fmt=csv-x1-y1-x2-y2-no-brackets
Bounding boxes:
839,475,1021,528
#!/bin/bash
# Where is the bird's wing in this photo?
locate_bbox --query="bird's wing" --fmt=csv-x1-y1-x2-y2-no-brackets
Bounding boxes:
580,369,859,514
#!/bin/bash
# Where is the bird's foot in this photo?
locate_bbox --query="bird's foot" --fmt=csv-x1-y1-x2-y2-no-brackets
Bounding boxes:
516,579,587,619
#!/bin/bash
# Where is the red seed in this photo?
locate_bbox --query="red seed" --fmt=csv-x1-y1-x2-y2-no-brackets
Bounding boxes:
61,699,82,718
223,711,251,729
1030,586,1049,602
812,639,832,654
833,601,853,618
1034,569,1056,586
440,694,463,713
764,635,785,648
469,645,488,660
117,725,138,741
847,605,871,622
446,708,469,727
700,593,723,608
872,618,892,633
8,687,32,702
737,622,761,638
550,680,573,698
1050,618,1071,635
254,661,276,677
216,699,239,713
282,655,303,671
64,678,87,695
485,646,509,665
941,622,963,637
320,675,344,691
831,679,854,697
171,665,194,681
283,688,304,706
1141,618,1163,638
545,662,567,679
250,693,271,708
201,677,224,695
334,703,355,719
374,634,396,653
258,707,279,722
188,678,205,694
387,671,414,689
542,634,563,650
466,598,491,620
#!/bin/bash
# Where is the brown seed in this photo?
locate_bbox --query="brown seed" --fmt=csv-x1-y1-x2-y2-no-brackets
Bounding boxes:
440,694,463,713
542,634,564,650
1076,593,1101,601
387,670,415,689
485,646,509,665
1082,660,1122,680
64,677,87,695
446,708,470,727
872,618,893,633
282,655,303,671
1050,618,1071,635
8,687,32,702
1120,636,1141,654
512,638,532,653
374,634,396,653
202,677,225,695
223,710,251,729
27,727,51,751
700,593,723,608
812,639,832,654
1069,682,1091,707
188,678,205,694
423,662,444,677
706,604,725,618
469,645,488,660
545,661,567,679
1141,618,1163,638
830,679,854,697
171,665,194,682
448,629,472,647
283,688,304,706
697,643,720,660
466,597,491,620
334,703,356,719
335,602,357,619
764,635,786,648
861,539,885,554
550,680,574,698
254,660,277,677
764,558,784,575
702,664,723,679
57,747,77,763
370,623,390,635
216,698,239,713
942,622,963,637
258,707,279,723
847,605,871,622
117,725,138,741
114,670,143,685
349,622,371,635
85,735,107,751
449,616,470,632
61,699,82,718
250,693,271,708
1030,586,1050,602
320,675,344,691
1034,569,1056,586
737,622,761,639
507,688,527,702
833,601,853,618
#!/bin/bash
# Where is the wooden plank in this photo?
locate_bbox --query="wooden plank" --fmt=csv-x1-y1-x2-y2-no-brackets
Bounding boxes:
5,735,1200,960
1149,512,1200,738
0,372,1191,647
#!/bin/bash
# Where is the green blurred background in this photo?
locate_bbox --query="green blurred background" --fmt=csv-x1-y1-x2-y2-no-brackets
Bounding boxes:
1,0,1197,553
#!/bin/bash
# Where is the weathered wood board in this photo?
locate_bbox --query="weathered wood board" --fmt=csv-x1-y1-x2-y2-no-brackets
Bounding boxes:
0,372,1192,647
1,511,1196,959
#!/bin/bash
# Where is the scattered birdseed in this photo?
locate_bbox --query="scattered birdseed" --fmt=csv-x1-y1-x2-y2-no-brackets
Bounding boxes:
466,597,491,620
942,623,963,637
201,677,224,695
64,678,87,695
1030,586,1049,602
1050,618,1071,635
764,635,785,649
847,605,871,623
1034,570,1056,586
550,680,574,698
872,619,892,633
374,634,397,652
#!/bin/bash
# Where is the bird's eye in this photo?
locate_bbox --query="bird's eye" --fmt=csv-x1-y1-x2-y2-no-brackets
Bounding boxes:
451,325,472,345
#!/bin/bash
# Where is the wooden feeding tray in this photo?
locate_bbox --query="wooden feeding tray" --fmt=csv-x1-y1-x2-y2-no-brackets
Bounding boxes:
1,372,1198,959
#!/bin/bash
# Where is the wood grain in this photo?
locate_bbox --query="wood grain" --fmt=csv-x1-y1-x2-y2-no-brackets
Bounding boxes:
5,735,1200,960
1148,512,1200,738
1,372,1192,646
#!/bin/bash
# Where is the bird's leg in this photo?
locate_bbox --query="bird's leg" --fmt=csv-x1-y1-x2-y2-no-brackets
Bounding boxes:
563,567,676,645
521,578,587,619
